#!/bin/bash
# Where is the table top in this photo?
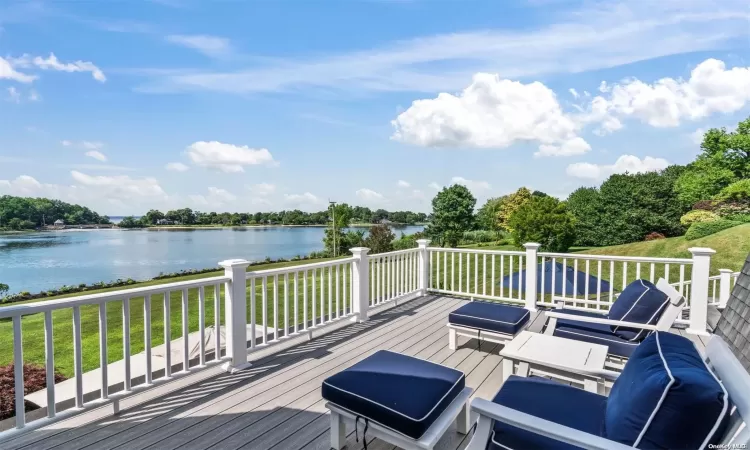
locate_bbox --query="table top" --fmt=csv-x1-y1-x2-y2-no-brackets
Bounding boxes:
500,331,608,371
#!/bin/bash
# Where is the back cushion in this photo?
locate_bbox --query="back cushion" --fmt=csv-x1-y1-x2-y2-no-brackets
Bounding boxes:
605,332,730,449
608,279,669,341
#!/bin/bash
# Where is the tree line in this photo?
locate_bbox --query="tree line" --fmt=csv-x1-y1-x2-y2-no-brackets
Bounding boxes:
426,116,750,252
0,196,111,230
119,206,428,228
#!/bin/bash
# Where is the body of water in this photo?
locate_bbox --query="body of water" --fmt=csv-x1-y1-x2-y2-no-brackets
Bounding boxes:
0,225,424,294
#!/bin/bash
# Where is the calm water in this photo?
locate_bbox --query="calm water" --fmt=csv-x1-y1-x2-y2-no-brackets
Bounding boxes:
0,226,424,294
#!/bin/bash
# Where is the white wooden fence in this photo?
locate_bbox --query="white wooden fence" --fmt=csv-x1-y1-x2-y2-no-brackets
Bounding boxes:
0,238,734,439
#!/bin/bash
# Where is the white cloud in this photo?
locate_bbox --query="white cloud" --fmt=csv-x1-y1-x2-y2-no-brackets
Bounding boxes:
9,53,106,82
428,182,442,191
207,186,236,203
137,2,748,95
248,183,276,196
689,128,706,145
0,56,36,83
589,58,750,130
61,140,72,147
28,89,40,101
534,137,592,157
356,188,386,203
566,155,670,180
397,180,411,188
284,192,322,209
70,171,165,197
569,88,579,99
186,141,276,173
85,150,107,162
165,34,232,58
451,176,491,192
391,73,588,155
64,164,136,172
165,162,190,172
6,87,20,103
82,141,104,150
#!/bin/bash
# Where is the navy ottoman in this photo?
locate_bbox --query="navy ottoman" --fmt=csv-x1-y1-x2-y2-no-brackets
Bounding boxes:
448,301,530,350
322,350,472,449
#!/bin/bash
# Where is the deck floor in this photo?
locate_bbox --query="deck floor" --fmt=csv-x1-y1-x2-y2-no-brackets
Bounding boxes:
2,295,707,450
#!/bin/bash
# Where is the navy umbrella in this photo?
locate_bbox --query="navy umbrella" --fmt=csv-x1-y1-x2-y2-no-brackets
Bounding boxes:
500,260,611,296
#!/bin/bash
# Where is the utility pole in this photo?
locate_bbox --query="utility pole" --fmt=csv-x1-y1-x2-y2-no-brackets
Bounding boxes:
329,200,337,257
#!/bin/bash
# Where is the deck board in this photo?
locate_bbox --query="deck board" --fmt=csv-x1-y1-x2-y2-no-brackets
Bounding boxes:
2,296,706,450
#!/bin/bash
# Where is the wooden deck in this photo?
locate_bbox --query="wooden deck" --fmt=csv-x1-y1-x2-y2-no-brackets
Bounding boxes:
1,295,707,450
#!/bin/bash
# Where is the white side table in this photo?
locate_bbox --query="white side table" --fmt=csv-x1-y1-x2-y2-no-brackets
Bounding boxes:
499,331,609,393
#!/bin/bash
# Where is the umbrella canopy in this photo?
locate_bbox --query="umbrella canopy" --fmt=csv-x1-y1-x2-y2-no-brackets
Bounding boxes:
500,260,611,296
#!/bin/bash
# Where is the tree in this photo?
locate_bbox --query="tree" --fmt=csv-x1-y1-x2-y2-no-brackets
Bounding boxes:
142,209,165,225
118,216,144,228
566,187,603,247
674,159,737,208
476,197,504,234
365,224,396,254
696,118,750,179
426,184,476,247
509,196,576,252
0,283,8,298
497,187,532,232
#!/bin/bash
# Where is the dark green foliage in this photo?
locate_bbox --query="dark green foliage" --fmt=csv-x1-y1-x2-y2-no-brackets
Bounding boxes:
365,224,396,254
392,231,425,250
0,283,8,297
715,179,750,202
685,219,743,241
426,184,477,247
460,230,499,245
674,160,737,208
0,195,110,229
509,196,576,252
696,118,750,179
566,187,602,247
475,197,504,234
117,216,145,228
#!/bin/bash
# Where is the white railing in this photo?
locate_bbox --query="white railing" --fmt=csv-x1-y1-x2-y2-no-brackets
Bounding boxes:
369,248,421,307
681,269,739,310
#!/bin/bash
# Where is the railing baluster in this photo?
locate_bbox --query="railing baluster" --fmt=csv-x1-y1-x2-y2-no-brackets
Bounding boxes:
73,305,84,407
320,267,325,323
491,254,496,297
294,272,299,333
482,254,487,296
273,274,279,340
376,257,381,304
13,316,25,428
303,270,309,330
500,255,505,298
213,284,220,360
262,276,268,343
430,250,434,290
609,261,615,304
198,287,206,366
343,263,348,313
99,302,108,397
285,273,290,334
573,259,579,305
328,267,333,321
180,289,188,373
562,258,567,301
596,260,602,309
144,295,152,384
650,263,656,283
44,311,55,417
551,258,556,303
459,252,463,293
164,291,171,378
123,297,132,389
249,277,256,349
622,262,628,291
371,260,375,303
679,264,686,297
312,269,317,327
540,256,546,303
636,262,641,280
335,265,340,318
451,252,455,292
664,264,670,283
584,260,590,301
518,255,524,301
443,252,447,292
474,253,479,295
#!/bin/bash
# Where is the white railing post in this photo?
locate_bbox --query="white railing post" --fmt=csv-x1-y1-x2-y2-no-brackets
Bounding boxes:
218,258,252,373
350,247,370,322
718,269,733,309
523,243,540,311
687,247,715,336
417,239,431,296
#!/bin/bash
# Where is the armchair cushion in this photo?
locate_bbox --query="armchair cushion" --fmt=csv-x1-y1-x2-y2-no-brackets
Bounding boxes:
607,279,669,341
605,332,730,449
489,375,607,450
551,309,640,358
321,350,465,440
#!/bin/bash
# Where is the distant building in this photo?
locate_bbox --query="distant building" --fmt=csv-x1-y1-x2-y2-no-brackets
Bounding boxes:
379,218,392,225
54,219,65,226
156,219,174,225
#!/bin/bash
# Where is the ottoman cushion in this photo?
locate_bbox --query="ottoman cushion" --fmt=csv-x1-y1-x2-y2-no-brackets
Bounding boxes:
321,350,465,439
448,301,530,335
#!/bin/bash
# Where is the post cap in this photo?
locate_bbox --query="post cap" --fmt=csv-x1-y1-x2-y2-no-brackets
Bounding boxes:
687,247,717,256
218,258,251,269
416,239,431,247
523,242,541,249
349,247,370,255
719,268,734,274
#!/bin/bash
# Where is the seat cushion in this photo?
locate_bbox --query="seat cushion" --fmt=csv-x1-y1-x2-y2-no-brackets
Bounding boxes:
606,332,730,449
607,279,670,341
489,376,607,450
321,350,465,440
552,315,641,358
448,301,530,335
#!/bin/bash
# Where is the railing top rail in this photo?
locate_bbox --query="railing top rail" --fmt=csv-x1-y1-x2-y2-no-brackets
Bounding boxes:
370,248,420,257
0,275,230,318
537,252,693,264
247,256,356,276
427,247,526,256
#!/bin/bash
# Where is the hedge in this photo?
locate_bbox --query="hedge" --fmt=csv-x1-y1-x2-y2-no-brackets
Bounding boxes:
685,219,743,241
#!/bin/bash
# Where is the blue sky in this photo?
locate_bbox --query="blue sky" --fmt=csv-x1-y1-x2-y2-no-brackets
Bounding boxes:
1,0,749,215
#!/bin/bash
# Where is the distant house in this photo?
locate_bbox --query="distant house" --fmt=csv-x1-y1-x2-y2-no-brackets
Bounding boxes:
156,219,174,225
379,218,392,225
54,219,65,227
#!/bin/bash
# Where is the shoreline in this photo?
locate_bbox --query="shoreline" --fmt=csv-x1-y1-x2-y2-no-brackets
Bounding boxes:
2,223,426,233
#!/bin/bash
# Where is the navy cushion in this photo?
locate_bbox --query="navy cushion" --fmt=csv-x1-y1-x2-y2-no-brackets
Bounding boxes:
552,309,641,358
448,301,530,335
608,279,670,341
489,376,607,450
606,332,730,449
321,350,465,440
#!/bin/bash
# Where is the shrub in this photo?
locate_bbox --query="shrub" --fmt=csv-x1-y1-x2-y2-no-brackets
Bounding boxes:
460,230,497,245
685,219,742,241
644,232,666,241
714,179,750,202
692,200,716,211
509,196,576,252
714,201,750,218
364,224,396,254
679,210,719,226
0,363,66,421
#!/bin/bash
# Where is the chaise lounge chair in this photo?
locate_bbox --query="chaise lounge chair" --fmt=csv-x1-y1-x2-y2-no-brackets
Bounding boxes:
464,332,750,449
543,278,684,366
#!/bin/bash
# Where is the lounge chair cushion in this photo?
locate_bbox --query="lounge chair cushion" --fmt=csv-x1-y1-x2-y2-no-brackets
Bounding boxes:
607,279,669,341
552,310,641,358
605,332,730,449
321,350,465,440
448,301,530,335
489,376,607,450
